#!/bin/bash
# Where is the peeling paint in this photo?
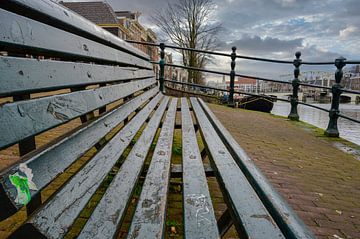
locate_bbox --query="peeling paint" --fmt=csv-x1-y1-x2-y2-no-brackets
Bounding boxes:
47,102,70,121
157,150,166,156
186,194,211,226
17,105,26,117
250,214,276,226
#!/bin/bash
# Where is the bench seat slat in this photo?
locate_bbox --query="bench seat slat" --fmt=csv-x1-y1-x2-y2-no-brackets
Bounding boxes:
78,96,169,239
190,98,285,239
0,56,154,97
0,88,158,220
0,78,155,150
0,9,152,69
2,0,149,60
181,98,219,238
197,99,315,239
10,94,163,239
127,98,177,239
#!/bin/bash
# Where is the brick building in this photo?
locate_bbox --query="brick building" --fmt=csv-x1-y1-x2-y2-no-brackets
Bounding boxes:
226,77,262,93
61,1,158,62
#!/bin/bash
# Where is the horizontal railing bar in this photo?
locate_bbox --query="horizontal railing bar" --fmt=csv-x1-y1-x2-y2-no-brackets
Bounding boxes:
129,40,360,65
338,113,360,124
154,62,360,94
164,79,360,123
297,102,330,112
346,60,360,64
342,88,360,94
164,79,278,100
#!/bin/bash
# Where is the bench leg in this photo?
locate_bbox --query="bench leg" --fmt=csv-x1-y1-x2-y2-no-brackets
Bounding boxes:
13,94,41,215
217,208,233,238
98,83,107,115
200,148,207,161
70,87,96,123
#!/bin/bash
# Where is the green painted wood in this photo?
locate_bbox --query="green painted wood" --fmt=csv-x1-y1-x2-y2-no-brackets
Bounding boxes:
0,78,156,150
0,56,154,96
190,97,285,239
10,94,163,239
181,98,219,239
78,96,169,239
0,88,158,220
127,98,177,239
1,0,149,60
0,9,152,69
197,98,315,239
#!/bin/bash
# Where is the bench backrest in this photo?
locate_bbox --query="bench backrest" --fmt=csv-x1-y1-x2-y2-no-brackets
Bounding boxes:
0,0,157,220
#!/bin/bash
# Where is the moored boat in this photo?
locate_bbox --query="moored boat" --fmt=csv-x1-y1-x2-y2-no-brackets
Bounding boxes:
237,95,275,113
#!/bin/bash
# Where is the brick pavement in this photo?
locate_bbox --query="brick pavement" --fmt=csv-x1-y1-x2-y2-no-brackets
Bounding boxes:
209,103,360,239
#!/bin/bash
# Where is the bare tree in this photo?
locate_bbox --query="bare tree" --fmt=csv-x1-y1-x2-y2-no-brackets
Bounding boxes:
152,0,221,84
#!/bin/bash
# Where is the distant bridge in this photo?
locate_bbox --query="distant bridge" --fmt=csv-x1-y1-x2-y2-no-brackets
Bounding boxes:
265,92,359,102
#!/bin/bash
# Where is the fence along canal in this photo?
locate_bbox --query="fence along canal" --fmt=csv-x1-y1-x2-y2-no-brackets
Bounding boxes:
128,39,360,139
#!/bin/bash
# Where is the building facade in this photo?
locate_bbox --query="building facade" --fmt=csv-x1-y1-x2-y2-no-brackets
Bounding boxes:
226,77,262,93
61,1,158,62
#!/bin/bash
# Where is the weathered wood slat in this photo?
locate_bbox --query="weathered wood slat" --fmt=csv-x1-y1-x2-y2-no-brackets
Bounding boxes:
190,98,285,239
78,96,169,239
181,98,219,238
1,0,148,60
127,98,177,239
0,78,156,150
10,94,163,239
0,9,152,69
0,88,158,220
0,56,154,96
197,98,315,239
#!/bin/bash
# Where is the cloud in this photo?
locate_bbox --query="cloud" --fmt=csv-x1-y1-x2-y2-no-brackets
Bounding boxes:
339,26,358,39
217,35,303,55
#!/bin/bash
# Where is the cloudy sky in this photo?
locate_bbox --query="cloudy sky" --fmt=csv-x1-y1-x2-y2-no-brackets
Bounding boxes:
66,0,360,81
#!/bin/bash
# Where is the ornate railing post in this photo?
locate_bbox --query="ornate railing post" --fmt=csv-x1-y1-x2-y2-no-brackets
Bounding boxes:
228,46,236,107
325,57,346,137
288,51,302,120
159,43,165,92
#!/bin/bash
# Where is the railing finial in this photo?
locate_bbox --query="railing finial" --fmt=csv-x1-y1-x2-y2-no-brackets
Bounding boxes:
228,46,237,107
325,56,346,137
288,51,302,120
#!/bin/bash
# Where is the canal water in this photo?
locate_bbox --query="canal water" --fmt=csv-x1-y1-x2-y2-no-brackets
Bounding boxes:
271,102,360,146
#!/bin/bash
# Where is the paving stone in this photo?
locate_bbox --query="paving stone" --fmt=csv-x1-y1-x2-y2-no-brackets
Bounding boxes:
209,103,360,238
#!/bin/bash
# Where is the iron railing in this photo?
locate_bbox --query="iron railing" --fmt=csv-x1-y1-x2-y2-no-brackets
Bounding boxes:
127,40,360,136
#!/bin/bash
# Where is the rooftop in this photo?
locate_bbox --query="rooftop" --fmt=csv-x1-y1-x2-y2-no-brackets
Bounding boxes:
60,1,118,25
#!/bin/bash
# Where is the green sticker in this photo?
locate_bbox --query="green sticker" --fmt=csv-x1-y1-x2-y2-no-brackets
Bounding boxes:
9,172,31,205
9,164,38,205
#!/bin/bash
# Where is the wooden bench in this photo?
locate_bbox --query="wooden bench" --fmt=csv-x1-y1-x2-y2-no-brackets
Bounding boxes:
0,1,314,238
